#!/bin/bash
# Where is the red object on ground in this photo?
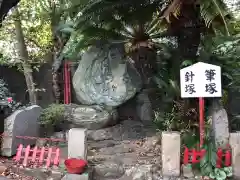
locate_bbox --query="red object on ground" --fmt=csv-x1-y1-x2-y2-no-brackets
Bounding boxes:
183,147,206,165
216,148,231,168
64,158,87,174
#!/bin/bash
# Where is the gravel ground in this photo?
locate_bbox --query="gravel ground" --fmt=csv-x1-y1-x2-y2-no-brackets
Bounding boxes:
0,158,63,180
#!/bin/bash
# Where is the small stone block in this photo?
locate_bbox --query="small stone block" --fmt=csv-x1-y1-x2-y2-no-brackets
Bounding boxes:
229,132,240,179
161,131,180,177
182,164,194,178
68,128,87,160
51,170,63,179
0,176,9,180
61,173,89,180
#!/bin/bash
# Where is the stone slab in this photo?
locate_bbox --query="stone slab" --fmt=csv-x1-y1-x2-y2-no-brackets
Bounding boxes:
210,102,229,149
68,128,87,160
229,132,240,179
71,105,118,130
136,91,153,124
161,131,180,177
61,173,88,180
1,105,41,156
182,164,194,178
125,164,155,180
0,176,9,180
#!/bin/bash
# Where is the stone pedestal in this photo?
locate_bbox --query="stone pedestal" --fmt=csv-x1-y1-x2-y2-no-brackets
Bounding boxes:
61,173,89,180
161,131,180,177
229,132,240,179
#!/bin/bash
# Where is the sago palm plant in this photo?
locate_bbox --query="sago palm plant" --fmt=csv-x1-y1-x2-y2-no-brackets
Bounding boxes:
64,0,168,87
62,0,232,85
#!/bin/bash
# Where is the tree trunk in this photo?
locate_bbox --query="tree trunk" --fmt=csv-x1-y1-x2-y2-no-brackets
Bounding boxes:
14,7,37,105
130,46,157,89
51,30,70,104
52,70,61,104
168,3,201,82
50,2,67,104
130,45,159,122
170,3,202,122
51,33,63,104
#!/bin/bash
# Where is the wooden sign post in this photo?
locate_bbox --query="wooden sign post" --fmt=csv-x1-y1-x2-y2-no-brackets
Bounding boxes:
180,62,222,147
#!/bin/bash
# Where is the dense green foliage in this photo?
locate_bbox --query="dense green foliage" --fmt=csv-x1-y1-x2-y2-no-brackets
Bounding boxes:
39,103,65,126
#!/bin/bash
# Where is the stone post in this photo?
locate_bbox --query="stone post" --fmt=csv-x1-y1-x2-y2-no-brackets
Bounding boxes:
62,128,89,180
229,132,240,179
210,100,229,149
68,128,87,160
161,131,181,177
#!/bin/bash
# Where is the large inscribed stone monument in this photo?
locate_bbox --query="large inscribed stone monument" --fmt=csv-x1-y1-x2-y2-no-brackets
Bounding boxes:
1,105,41,156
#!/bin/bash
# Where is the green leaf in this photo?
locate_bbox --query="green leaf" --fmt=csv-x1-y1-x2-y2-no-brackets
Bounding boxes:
181,60,193,67
222,72,233,80
223,167,233,177
214,168,227,180
209,172,216,179
185,164,192,168
60,27,74,33
209,144,217,167
202,164,214,175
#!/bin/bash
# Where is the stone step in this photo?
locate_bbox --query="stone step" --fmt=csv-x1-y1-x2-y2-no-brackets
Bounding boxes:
62,173,89,180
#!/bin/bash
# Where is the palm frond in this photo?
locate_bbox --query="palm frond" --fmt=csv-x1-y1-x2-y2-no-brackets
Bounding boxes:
81,23,125,40
200,0,231,35
74,0,131,27
147,13,167,35
161,0,182,23
72,0,165,45
160,0,232,36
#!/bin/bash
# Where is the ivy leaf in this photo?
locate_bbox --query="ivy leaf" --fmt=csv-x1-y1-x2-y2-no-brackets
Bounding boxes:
214,168,227,180
209,172,216,179
209,144,217,167
223,167,233,177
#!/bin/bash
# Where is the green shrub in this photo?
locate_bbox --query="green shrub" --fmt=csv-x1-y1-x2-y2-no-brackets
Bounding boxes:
39,104,65,126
